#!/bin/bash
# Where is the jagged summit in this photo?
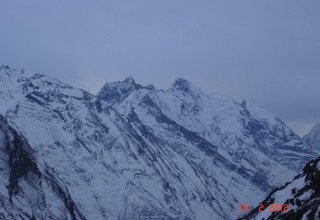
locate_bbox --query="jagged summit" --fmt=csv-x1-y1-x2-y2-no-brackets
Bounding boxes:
0,64,25,73
169,78,202,98
240,99,247,108
0,64,11,70
0,65,318,219
123,75,135,84
96,76,151,105
0,64,23,76
171,78,192,92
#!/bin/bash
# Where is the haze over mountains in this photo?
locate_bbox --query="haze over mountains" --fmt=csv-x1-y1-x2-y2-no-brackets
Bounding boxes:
0,65,318,219
304,123,320,152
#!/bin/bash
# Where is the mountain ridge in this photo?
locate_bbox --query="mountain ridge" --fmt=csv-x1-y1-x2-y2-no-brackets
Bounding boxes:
0,65,317,219
240,155,320,220
0,114,86,220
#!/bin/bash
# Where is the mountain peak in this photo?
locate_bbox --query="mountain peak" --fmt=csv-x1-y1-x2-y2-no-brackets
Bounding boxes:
171,78,192,92
0,64,16,74
0,64,25,79
123,75,135,84
96,76,144,105
0,64,11,71
170,78,202,98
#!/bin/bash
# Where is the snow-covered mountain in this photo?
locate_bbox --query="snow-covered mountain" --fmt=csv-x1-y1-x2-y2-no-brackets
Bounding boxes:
0,114,85,219
240,155,320,220
304,123,320,151
0,65,317,219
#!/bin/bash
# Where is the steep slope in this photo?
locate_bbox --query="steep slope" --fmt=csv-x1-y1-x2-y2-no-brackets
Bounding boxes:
304,123,320,151
240,156,320,220
96,77,316,217
0,65,227,219
97,78,314,178
0,114,85,220
0,65,317,219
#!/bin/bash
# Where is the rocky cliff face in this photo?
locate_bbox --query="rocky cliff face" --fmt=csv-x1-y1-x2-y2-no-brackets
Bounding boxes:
240,155,320,220
0,114,85,220
0,65,317,219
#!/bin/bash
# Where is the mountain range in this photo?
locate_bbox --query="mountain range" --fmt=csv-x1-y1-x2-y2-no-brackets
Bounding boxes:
0,65,318,219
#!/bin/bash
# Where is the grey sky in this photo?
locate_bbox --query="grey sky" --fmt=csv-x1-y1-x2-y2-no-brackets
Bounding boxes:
0,1,319,136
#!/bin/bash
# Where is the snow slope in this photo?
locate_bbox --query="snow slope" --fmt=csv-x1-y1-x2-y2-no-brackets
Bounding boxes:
0,114,85,220
304,123,320,152
0,65,317,219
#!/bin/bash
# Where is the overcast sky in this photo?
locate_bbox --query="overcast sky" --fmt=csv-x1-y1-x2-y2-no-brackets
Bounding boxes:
0,0,319,136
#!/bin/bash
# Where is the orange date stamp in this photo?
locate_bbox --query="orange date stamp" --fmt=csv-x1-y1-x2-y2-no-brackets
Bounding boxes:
240,203,288,213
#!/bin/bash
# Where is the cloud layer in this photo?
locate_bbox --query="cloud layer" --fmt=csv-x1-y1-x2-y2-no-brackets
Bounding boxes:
0,0,319,136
